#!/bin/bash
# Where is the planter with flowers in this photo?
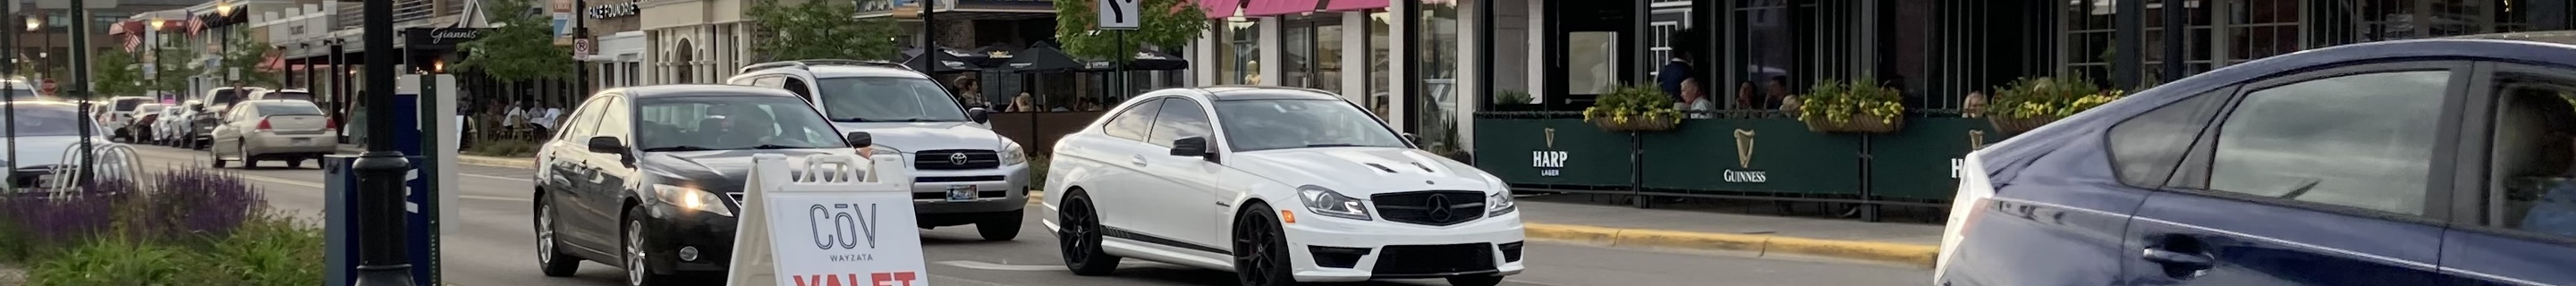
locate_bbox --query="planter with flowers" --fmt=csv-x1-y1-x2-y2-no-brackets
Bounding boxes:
1794,78,1907,133
1581,84,1682,132
1982,76,2124,133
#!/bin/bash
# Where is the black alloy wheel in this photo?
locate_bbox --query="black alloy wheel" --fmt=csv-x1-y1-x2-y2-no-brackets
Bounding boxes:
1057,191,1119,275
1233,202,1298,286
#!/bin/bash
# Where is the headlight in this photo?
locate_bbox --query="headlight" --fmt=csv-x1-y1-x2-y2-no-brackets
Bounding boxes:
998,142,1027,165
1487,191,1516,216
652,184,734,216
1295,185,1371,221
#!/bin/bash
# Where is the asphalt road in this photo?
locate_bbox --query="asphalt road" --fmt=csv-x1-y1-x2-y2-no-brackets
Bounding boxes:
123,145,1930,286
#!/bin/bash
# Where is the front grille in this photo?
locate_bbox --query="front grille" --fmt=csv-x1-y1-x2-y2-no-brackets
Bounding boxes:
912,150,1000,170
1371,190,1487,226
1371,243,1496,276
916,175,1005,182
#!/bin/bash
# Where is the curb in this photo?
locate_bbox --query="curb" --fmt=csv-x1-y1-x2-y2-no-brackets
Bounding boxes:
455,156,537,169
1521,223,1936,268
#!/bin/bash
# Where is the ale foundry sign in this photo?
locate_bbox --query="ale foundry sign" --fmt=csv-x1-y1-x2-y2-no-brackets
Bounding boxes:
587,1,640,19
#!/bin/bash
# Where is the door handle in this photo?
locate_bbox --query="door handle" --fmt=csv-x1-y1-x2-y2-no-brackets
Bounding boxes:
1130,156,1148,167
2140,248,2216,271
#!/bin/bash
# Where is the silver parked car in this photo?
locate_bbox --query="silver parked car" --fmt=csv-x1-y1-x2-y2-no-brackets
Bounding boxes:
156,100,200,147
0,101,111,188
208,99,335,168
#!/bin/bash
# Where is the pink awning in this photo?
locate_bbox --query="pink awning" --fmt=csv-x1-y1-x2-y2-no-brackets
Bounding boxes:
1241,0,1321,17
1320,0,1386,12
1197,0,1242,19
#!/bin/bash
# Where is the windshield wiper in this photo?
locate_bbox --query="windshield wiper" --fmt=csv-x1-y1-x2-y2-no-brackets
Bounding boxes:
747,144,809,150
831,117,870,122
1303,144,1369,147
639,146,716,152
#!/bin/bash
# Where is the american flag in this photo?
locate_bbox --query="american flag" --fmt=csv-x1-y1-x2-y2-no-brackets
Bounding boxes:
187,16,204,37
118,21,142,53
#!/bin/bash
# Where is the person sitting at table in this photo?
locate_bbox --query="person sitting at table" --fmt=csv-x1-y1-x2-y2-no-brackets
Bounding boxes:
1006,92,1039,113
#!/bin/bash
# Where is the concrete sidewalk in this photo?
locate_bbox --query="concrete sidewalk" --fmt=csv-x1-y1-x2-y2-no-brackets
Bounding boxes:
390,146,1945,268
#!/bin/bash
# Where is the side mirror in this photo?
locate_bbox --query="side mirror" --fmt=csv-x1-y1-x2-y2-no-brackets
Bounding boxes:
966,107,991,123
844,132,874,148
1170,137,1211,156
586,136,626,153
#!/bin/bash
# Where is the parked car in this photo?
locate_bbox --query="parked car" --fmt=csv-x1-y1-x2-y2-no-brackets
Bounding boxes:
119,103,165,142
727,59,1031,240
0,80,43,101
246,88,315,102
156,100,201,147
191,87,267,148
1935,32,2576,286
0,101,110,189
208,99,335,169
93,97,151,139
530,85,873,286
1043,86,1522,286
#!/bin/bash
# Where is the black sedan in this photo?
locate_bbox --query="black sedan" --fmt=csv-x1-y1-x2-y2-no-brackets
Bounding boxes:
530,85,872,286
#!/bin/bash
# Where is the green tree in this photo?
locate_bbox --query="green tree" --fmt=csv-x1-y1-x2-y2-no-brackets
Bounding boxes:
90,48,145,97
456,0,573,82
747,0,900,61
1051,0,1206,60
220,28,281,87
149,41,201,97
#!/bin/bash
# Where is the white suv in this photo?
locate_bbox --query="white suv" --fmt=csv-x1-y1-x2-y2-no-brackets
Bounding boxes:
726,60,1032,240
1043,86,1523,286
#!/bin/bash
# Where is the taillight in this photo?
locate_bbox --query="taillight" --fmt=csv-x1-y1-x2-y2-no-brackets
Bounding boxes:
256,118,273,130
1934,155,2000,282
326,119,338,130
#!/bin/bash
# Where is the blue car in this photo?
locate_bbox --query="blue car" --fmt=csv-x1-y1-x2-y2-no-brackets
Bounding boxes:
1936,31,2576,286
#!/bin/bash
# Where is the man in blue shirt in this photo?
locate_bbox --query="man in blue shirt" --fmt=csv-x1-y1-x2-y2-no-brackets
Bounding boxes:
1657,28,1699,104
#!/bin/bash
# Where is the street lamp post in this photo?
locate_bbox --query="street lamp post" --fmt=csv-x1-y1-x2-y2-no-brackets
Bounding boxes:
352,0,417,282
25,15,39,81
149,19,164,97
217,4,234,90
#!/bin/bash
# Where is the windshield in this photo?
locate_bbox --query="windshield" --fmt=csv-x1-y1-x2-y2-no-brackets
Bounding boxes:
113,98,148,111
265,91,315,101
4,105,89,137
634,96,846,151
209,89,245,105
1214,99,1410,152
815,77,970,122
252,102,324,115
136,105,165,114
0,82,36,100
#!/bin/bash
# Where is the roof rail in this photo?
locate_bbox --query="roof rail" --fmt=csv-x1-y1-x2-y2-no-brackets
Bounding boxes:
738,59,910,73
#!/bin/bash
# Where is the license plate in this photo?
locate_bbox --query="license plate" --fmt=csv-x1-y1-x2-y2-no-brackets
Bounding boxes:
945,185,978,202
292,138,312,146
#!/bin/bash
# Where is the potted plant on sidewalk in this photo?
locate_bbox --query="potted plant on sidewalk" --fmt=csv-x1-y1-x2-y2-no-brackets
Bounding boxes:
1581,84,1682,132
1983,76,2125,133
1794,78,1906,133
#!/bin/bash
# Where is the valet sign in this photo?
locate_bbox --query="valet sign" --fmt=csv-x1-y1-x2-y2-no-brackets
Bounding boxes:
727,154,930,286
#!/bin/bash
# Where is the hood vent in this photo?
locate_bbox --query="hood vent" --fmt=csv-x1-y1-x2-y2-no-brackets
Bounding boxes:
1363,163,1399,173
1411,162,1436,172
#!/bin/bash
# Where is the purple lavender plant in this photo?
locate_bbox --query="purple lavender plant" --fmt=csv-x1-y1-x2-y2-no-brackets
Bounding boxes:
141,169,267,240
0,179,138,244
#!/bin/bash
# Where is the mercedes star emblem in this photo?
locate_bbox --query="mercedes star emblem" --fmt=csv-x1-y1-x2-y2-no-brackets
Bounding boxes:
1425,194,1454,222
949,153,970,165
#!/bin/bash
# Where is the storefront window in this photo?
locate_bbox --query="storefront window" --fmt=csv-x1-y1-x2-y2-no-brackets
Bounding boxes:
1231,20,1263,84
1283,15,1345,91
1284,20,1312,88
1415,0,1464,158
1734,0,1795,110
1368,11,1392,118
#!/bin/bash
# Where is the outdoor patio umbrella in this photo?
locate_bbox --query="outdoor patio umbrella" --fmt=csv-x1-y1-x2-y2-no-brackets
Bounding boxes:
1078,49,1191,72
1000,45,1085,72
902,47,987,73
972,44,1019,67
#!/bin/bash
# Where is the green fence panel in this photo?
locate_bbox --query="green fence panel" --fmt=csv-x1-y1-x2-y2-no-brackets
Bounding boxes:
1864,118,2006,201
1473,118,1632,187
1640,119,1864,195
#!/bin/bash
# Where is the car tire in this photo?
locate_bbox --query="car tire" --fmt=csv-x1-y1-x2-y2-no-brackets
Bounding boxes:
287,158,304,169
239,145,258,169
977,209,1023,241
208,147,227,168
1233,202,1299,286
623,207,674,286
1057,190,1119,276
536,197,580,277
1446,275,1505,286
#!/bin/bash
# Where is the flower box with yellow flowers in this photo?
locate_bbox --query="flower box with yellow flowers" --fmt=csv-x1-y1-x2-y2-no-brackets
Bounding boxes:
1794,79,1907,133
1981,76,2125,133
1581,84,1682,132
